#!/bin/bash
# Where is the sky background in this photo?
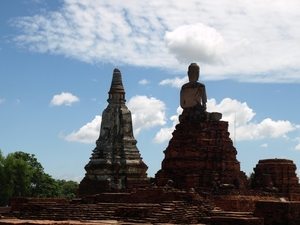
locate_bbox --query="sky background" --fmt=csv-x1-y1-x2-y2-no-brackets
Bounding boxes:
1,0,300,182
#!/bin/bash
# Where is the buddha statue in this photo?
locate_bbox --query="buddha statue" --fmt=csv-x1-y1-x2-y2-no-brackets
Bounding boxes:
180,63,222,122
180,63,207,111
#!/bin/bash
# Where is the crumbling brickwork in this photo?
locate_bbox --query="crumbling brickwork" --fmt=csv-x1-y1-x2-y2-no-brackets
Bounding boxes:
155,119,248,190
254,200,300,225
253,159,299,194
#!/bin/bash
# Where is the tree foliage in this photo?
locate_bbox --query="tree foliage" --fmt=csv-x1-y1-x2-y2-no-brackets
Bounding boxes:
56,179,78,200
0,150,78,206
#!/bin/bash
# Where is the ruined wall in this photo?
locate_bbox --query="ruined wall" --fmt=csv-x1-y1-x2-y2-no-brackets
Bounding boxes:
254,200,300,225
212,195,278,212
253,159,299,194
156,120,248,190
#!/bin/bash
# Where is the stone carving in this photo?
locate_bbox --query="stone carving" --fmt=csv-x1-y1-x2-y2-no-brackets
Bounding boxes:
77,69,149,196
180,63,207,110
179,63,221,122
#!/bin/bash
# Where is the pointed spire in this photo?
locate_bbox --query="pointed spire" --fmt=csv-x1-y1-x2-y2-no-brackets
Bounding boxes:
108,68,126,104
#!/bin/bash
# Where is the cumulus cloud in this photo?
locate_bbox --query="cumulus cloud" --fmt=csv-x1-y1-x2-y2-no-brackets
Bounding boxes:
153,98,297,143
153,106,182,143
9,0,300,82
65,95,166,143
207,98,255,128
128,95,167,134
0,98,5,104
164,23,225,65
159,76,188,88
65,115,101,143
207,98,295,141
236,119,295,141
50,92,79,106
139,79,150,85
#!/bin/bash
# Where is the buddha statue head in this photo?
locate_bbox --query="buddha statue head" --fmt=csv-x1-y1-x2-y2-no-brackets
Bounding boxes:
187,63,200,82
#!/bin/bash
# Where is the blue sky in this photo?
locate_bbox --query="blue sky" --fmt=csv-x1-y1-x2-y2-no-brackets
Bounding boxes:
1,0,300,182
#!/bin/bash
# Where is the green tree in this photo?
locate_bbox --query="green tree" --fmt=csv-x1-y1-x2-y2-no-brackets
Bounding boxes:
56,179,78,200
4,153,33,197
0,150,9,205
0,151,62,205
34,173,60,198
9,151,61,197
0,151,79,205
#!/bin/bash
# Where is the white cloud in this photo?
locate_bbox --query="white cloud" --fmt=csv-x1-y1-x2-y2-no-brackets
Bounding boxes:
159,76,188,88
128,95,167,134
260,143,268,148
236,119,295,141
10,0,300,83
153,97,298,143
207,98,255,128
208,98,296,141
64,95,167,143
153,106,182,143
0,98,5,104
138,79,150,85
50,92,79,106
65,115,101,143
164,23,225,65
63,96,298,145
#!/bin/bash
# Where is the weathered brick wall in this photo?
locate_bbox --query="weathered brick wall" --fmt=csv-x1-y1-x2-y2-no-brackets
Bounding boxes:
212,195,278,212
7,195,211,224
288,193,300,201
10,198,69,212
254,201,300,225
156,120,248,190
81,187,204,204
201,216,264,225
253,159,299,194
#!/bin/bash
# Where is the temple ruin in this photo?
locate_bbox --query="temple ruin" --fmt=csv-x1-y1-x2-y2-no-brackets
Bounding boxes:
2,64,300,225
78,69,149,196
155,63,248,190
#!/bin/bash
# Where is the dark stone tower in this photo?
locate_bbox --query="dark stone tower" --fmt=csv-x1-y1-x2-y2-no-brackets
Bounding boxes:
78,69,149,196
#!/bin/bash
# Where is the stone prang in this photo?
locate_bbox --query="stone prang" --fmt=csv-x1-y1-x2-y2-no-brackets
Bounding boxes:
78,69,149,196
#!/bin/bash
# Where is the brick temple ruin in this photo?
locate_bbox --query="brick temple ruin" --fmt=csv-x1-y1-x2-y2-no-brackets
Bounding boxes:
2,64,300,225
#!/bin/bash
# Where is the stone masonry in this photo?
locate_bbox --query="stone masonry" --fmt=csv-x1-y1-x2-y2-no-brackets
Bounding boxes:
252,159,299,194
78,69,149,196
155,117,248,190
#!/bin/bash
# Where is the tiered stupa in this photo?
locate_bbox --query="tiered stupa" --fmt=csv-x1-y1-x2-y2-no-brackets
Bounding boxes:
252,159,299,193
78,69,149,196
155,63,248,190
